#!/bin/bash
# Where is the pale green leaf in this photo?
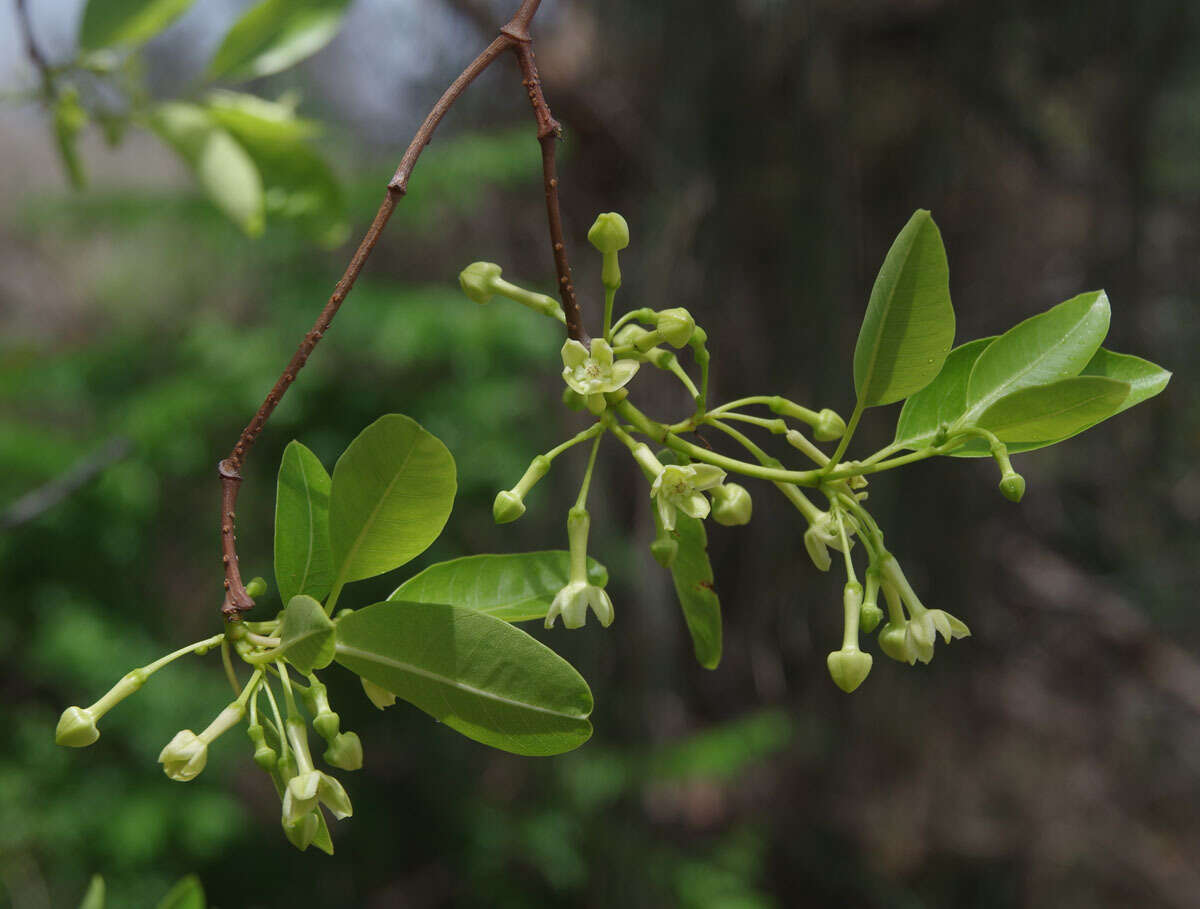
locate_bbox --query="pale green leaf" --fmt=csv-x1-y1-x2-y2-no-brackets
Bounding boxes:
274,440,333,605
80,0,197,50
668,514,721,670
853,210,956,407
388,551,608,622
79,875,105,909
329,414,456,588
276,594,335,674
156,875,205,909
959,290,1110,424
893,336,996,449
335,601,593,756
207,92,347,246
975,376,1130,442
148,103,264,236
208,0,353,82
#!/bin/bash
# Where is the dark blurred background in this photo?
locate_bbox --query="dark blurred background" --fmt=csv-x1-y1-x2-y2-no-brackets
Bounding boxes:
2,0,1199,906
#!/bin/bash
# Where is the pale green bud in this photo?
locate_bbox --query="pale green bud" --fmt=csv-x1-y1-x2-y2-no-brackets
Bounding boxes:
999,470,1026,502
313,711,340,741
860,602,884,634
826,648,873,693
710,483,753,526
493,490,526,524
878,622,914,665
458,262,502,304
244,576,268,598
813,409,846,442
587,212,630,253
247,723,277,772
562,387,588,411
158,730,208,782
655,308,695,348
361,677,396,710
323,731,363,771
55,706,99,748
650,534,678,569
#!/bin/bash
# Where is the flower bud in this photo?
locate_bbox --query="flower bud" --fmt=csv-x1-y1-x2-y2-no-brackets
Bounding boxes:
493,490,526,524
313,711,340,741
244,576,268,598
361,677,396,710
562,387,587,411
587,212,630,253
878,622,914,664
649,534,678,569
613,324,654,350
999,470,1026,503
158,730,208,782
247,723,277,772
458,262,502,304
813,409,846,442
710,483,753,526
655,308,695,348
55,706,99,748
826,648,873,693
323,731,363,771
860,601,884,634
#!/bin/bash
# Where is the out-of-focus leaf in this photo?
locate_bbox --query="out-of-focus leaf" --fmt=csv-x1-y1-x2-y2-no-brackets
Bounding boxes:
975,376,1130,442
276,595,335,674
148,102,264,236
647,710,793,782
960,290,1110,423
53,87,88,190
207,91,347,246
853,210,955,407
78,875,105,909
388,551,608,622
80,0,197,50
335,601,593,755
329,415,456,589
274,440,333,606
208,0,353,82
156,874,205,909
667,514,722,670
893,337,995,449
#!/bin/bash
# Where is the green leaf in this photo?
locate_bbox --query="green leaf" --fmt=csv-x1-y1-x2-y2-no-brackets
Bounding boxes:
80,0,197,50
329,415,456,589
975,376,1130,442
668,515,722,670
208,0,353,82
274,440,333,605
949,347,1171,457
156,875,205,909
959,290,1110,424
148,103,264,236
79,875,105,909
388,551,608,622
335,601,593,756
276,595,336,674
893,337,996,449
207,92,348,246
853,210,955,407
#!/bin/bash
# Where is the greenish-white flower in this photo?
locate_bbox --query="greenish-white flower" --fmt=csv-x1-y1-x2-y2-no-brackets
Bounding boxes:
545,580,614,630
650,463,726,531
158,730,208,782
561,338,639,413
283,769,353,825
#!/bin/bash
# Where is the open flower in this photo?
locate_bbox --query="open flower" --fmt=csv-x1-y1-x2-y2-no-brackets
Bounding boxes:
545,580,614,630
876,556,970,665
283,769,353,825
650,463,726,531
561,338,639,413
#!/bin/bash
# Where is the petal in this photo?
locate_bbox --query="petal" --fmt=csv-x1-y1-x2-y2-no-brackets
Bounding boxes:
607,359,640,388
563,367,590,395
946,614,971,639
678,492,711,520
288,771,321,803
587,586,614,627
561,339,589,368
929,610,953,643
590,338,614,367
318,773,353,819
656,496,677,532
586,393,607,415
908,613,935,648
689,464,726,490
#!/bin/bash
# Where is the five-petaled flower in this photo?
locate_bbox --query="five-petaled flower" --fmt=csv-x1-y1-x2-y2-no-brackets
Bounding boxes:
650,463,726,531
561,338,639,413
545,580,615,630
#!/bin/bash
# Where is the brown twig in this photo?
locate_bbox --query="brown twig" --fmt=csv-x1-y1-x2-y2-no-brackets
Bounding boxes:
13,0,54,98
219,0,588,617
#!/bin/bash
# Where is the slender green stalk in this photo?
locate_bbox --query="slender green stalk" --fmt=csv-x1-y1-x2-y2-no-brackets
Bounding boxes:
602,286,616,338
826,401,864,471
575,432,605,509
220,638,240,696
715,412,788,435
546,423,606,461
706,417,823,522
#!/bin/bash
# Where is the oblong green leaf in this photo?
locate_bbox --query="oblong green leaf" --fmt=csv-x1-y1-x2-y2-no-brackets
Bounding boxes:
948,347,1171,457
894,337,996,449
207,92,347,247
274,440,333,606
975,376,1130,442
669,515,722,670
853,210,955,407
79,875,105,909
156,875,204,909
388,551,608,622
335,601,593,756
148,103,264,236
276,595,336,674
80,0,197,50
959,290,1110,424
208,0,353,82
329,414,456,587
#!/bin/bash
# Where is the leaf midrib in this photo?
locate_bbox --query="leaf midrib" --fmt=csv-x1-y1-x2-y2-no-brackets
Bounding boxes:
335,643,587,721
981,383,1126,435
